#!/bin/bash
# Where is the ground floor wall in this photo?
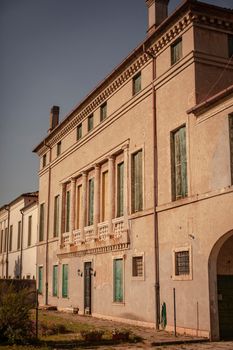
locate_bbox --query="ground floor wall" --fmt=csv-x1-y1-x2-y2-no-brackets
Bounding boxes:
158,190,233,340
37,214,157,326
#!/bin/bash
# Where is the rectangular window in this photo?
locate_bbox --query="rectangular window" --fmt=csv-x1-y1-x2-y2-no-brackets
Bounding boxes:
39,203,45,241
53,265,58,297
3,228,7,253
171,125,188,200
229,115,233,185
62,264,68,298
132,256,143,277
117,162,124,217
228,35,233,58
65,191,70,232
175,251,190,276
133,72,141,95
131,150,143,213
171,38,182,65
76,185,82,229
57,141,61,156
0,230,3,253
42,154,46,168
113,258,123,302
9,225,13,252
102,171,108,221
88,178,94,226
28,216,32,247
54,195,60,237
77,124,82,140
100,102,107,122
17,221,21,250
88,114,94,132
38,266,43,294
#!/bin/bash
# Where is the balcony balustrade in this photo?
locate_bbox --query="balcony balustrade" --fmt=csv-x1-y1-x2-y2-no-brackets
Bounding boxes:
62,232,70,246
97,221,109,241
73,229,81,245
112,216,124,238
84,225,95,242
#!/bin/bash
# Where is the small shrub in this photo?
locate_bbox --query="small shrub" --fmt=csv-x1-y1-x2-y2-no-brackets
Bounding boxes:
0,283,35,343
112,328,131,341
39,322,69,336
81,329,104,342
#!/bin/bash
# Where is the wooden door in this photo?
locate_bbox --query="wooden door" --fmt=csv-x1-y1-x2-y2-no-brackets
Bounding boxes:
84,262,92,315
218,275,233,339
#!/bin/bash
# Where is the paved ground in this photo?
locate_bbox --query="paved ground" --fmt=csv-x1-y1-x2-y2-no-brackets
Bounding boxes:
104,343,233,349
43,311,233,349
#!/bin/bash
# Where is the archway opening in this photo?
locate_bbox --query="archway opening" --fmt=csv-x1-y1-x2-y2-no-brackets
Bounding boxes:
209,230,233,341
217,235,233,340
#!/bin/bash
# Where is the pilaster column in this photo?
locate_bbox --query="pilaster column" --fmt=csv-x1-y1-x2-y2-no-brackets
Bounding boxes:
94,164,100,238
70,178,76,243
108,156,115,235
80,172,87,241
60,183,66,245
123,145,129,229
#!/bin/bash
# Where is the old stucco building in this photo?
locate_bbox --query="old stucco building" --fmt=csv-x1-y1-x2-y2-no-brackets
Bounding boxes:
33,0,233,341
0,192,38,280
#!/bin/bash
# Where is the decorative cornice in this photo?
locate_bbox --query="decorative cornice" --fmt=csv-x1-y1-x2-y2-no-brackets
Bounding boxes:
35,2,233,155
57,242,130,258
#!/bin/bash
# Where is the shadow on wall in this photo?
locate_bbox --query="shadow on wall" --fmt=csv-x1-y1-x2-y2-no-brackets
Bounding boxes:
14,256,21,279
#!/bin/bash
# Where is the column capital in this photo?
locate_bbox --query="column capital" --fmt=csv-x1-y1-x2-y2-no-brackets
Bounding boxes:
94,163,100,169
70,177,76,183
108,155,115,161
122,144,129,151
82,171,87,177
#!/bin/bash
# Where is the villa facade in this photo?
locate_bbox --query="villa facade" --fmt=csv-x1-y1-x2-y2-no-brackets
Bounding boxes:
32,0,233,340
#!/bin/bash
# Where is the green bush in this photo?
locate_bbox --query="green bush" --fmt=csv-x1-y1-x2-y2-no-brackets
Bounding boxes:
0,283,35,343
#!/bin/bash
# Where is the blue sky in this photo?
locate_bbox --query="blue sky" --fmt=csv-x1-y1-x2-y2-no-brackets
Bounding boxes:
0,0,232,206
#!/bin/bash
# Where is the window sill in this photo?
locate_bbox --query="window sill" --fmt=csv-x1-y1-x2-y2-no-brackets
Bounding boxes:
132,276,145,281
112,301,125,306
172,274,193,281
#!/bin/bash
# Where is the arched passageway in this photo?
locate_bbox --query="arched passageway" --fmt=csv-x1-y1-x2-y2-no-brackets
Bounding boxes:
209,230,233,340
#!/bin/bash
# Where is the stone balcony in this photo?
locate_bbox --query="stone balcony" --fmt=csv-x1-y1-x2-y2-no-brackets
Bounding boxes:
60,216,129,254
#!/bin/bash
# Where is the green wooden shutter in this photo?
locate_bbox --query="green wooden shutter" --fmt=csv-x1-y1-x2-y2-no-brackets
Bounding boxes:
88,114,94,131
88,179,94,226
132,150,143,212
133,73,141,95
180,126,187,197
174,126,187,199
39,204,44,241
38,267,43,294
53,265,58,296
9,226,13,252
62,264,68,298
28,216,32,247
117,162,124,217
54,195,60,237
114,259,123,302
66,191,70,232
17,221,21,250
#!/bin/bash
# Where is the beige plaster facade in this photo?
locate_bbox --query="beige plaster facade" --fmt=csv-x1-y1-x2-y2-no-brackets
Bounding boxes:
0,193,38,280
33,0,233,340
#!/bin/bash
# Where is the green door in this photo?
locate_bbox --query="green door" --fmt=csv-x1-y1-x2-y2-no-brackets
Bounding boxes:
218,275,233,339
84,262,92,314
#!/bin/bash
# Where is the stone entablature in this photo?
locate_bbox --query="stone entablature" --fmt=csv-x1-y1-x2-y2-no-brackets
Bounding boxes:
34,1,232,156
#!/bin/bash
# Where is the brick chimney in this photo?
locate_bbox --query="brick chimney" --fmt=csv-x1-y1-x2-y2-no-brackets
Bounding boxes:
49,105,59,133
145,0,169,35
